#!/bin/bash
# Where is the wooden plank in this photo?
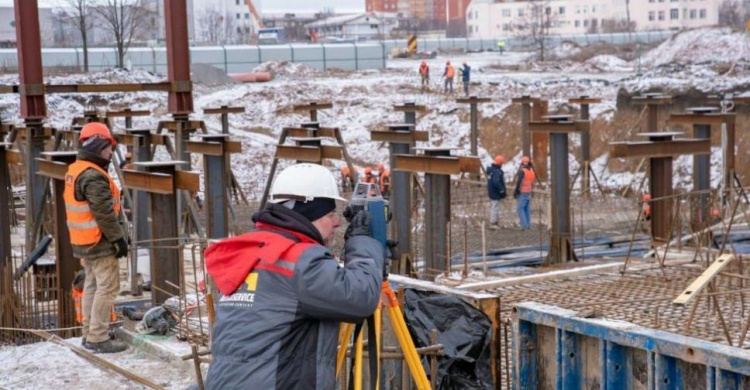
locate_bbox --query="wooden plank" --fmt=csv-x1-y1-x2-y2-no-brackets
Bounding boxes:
122,170,173,194
458,263,626,291
175,171,200,192
673,254,735,306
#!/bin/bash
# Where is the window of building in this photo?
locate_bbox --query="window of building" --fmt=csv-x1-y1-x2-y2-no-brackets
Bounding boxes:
683,8,687,19
690,9,696,19
583,5,588,13
503,9,511,17
575,20,580,27
671,0,678,2
658,11,665,20
575,6,580,14
658,0,664,2
503,23,512,31
518,9,524,17
545,7,551,15
649,11,655,21
601,5,607,12
245,27,250,33
670,9,679,19
236,0,240,4
699,9,706,18
559,6,565,14
245,13,250,19
592,19,598,28
649,0,655,3
583,19,589,27
236,13,241,20
592,5,597,13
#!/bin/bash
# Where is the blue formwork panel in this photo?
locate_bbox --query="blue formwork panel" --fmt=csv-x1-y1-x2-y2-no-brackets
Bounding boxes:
512,303,750,390
42,48,79,70
87,48,119,71
258,45,292,62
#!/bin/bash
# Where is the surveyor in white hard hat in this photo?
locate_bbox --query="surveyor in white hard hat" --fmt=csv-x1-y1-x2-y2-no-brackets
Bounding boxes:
204,163,384,389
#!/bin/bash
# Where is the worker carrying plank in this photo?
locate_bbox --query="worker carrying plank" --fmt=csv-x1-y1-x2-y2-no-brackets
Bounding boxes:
205,163,384,389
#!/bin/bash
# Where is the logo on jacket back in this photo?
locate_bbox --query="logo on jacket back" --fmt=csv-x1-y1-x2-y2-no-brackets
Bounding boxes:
218,272,258,308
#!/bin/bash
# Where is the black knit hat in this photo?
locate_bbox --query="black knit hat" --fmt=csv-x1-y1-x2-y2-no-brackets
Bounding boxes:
287,198,337,222
81,135,112,155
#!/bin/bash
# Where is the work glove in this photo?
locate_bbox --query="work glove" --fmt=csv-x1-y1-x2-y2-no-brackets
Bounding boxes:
344,210,372,240
113,237,128,259
513,191,519,199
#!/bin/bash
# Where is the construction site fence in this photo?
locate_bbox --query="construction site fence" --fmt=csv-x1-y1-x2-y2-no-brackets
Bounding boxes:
0,30,675,75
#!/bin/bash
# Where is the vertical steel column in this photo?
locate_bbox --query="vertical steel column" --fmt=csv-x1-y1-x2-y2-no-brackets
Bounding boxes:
44,152,78,331
633,93,671,134
532,100,549,181
203,136,230,239
457,97,491,159
423,149,451,273
142,162,182,305
512,96,536,158
723,116,735,193
569,96,601,197
388,124,414,259
0,144,11,270
544,116,578,264
14,0,47,119
25,125,47,253
650,157,673,243
693,122,711,223
164,0,194,115
124,109,133,129
127,130,152,244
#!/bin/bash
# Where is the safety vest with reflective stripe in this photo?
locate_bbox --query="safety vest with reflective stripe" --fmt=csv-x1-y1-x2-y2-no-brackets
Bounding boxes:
63,160,121,246
446,65,455,78
520,167,535,193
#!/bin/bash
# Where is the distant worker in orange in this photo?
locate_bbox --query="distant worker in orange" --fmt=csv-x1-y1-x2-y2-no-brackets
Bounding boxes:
641,193,652,221
361,166,377,185
419,61,430,92
443,60,455,94
340,165,358,192
513,156,535,231
376,163,391,199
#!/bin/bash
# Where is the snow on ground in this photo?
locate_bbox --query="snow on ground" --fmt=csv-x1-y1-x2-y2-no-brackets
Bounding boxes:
641,27,749,67
0,337,196,390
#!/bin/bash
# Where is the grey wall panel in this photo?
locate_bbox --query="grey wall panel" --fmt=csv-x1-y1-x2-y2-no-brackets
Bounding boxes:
0,49,18,70
42,49,80,69
259,45,293,62
190,47,224,65
324,45,355,60
87,48,119,71
289,45,323,61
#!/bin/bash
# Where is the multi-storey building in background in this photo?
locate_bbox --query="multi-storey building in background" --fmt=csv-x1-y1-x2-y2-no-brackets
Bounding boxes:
467,0,721,38
365,0,470,36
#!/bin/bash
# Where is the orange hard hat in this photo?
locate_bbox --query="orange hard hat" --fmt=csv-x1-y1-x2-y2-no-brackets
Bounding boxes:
364,166,372,174
493,155,504,165
79,122,115,146
377,163,384,171
521,156,530,164
341,165,350,175
421,61,426,65
642,193,651,201
711,208,721,217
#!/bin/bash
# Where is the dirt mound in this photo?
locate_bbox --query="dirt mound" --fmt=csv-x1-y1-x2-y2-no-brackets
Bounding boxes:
192,63,237,86
252,61,319,78
641,27,748,67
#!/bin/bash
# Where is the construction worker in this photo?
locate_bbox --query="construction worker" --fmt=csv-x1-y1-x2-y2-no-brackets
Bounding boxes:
419,61,430,92
642,193,652,221
377,163,391,199
497,39,505,54
340,165,358,192
361,166,377,184
204,163,384,389
513,156,535,231
486,155,507,230
459,61,471,96
443,60,455,94
64,122,128,353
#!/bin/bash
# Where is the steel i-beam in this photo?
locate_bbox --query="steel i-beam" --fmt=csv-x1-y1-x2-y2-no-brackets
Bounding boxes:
610,132,710,243
164,0,193,115
511,96,538,159
36,151,78,331
569,96,601,196
530,115,588,264
632,93,672,133
203,106,245,135
106,109,150,130
0,144,12,269
456,96,492,158
294,101,333,122
25,124,50,253
14,0,47,120
394,149,480,277
394,102,426,126
123,161,199,305
186,135,242,239
369,123,429,265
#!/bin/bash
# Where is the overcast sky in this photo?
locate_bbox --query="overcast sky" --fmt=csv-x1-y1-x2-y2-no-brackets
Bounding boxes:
0,0,365,13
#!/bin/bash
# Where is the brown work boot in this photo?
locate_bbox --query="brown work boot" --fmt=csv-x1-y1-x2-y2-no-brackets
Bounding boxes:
88,339,128,354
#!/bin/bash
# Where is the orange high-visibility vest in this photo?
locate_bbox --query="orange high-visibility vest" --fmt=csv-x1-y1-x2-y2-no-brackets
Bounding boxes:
519,167,535,193
446,65,455,78
63,160,121,246
380,169,391,193
362,174,377,185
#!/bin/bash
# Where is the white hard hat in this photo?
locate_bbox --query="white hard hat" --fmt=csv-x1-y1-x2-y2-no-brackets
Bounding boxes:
269,163,347,203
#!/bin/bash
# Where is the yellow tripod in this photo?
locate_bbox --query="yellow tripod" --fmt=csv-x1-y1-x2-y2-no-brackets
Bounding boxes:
336,282,431,390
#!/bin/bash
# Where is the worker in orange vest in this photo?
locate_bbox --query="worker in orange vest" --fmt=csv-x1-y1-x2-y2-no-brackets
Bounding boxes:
376,163,391,199
443,60,455,94
513,156,535,231
641,193,652,221
64,122,128,354
419,61,430,92
340,165,358,192
361,166,377,185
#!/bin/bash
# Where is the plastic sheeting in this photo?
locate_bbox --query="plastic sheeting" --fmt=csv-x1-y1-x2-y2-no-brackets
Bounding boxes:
402,289,493,389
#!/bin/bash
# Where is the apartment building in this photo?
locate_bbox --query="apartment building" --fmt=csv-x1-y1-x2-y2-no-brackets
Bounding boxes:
467,0,721,38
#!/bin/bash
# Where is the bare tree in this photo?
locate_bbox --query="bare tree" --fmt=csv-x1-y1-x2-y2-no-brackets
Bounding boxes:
54,0,94,72
719,0,750,30
516,0,558,61
197,6,238,44
92,0,153,69
600,19,636,34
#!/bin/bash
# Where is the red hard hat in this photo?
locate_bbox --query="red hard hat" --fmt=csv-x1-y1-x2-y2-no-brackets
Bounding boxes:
521,156,530,164
493,155,504,165
364,166,372,174
79,122,116,146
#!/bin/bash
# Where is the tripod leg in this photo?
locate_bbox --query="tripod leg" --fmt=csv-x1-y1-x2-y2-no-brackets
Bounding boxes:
337,324,354,377
374,307,381,390
385,305,431,390
354,328,364,390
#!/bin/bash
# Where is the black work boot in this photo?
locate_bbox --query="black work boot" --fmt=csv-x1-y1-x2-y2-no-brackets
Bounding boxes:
88,339,128,354
81,337,94,351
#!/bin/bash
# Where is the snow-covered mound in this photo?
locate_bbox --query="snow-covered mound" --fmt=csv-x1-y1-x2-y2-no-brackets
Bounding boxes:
551,41,582,60
585,55,633,72
252,61,319,78
641,27,748,67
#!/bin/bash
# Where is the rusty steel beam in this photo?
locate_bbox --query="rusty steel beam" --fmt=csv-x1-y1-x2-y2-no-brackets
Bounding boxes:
669,113,732,126
370,128,429,144
394,154,481,175
275,145,343,162
14,126,54,140
512,96,539,158
610,139,710,159
14,0,46,120
282,127,338,139
122,170,175,195
115,132,167,146
456,96,491,158
164,0,193,115
37,151,78,330
6,149,22,165
532,100,549,181
528,120,589,133
106,109,151,118
185,140,242,156
632,93,671,133
294,101,333,122
0,144,11,271
159,120,204,132
203,106,244,135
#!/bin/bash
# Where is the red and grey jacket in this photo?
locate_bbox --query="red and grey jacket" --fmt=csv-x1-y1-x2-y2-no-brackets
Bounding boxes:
205,204,384,390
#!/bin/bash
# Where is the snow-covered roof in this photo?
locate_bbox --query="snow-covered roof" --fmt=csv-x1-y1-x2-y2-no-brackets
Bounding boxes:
305,12,398,28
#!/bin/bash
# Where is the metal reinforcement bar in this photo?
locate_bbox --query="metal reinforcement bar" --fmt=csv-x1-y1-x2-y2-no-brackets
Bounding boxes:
513,302,750,389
